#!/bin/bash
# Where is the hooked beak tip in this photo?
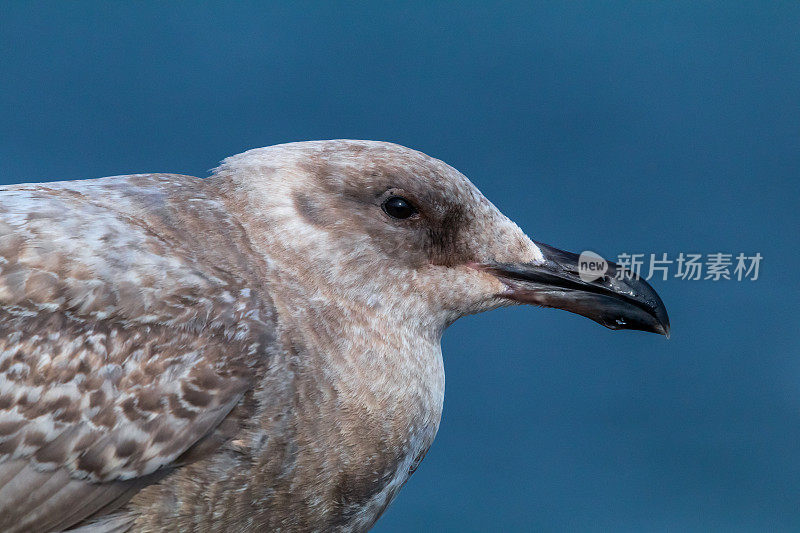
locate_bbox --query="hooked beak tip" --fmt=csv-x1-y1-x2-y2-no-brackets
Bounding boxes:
482,242,670,337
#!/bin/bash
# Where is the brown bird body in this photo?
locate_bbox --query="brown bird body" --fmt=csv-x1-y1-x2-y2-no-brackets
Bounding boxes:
0,141,669,531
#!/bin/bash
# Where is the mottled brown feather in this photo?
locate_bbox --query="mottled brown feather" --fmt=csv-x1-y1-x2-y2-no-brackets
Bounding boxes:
0,140,541,532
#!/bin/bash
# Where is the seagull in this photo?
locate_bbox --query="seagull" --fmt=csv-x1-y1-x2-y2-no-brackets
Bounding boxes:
0,140,669,532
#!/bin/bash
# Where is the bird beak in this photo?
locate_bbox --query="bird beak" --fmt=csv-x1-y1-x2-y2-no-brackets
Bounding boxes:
482,242,670,337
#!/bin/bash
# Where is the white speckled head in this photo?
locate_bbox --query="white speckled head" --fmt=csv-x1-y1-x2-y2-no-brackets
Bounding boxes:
211,140,546,336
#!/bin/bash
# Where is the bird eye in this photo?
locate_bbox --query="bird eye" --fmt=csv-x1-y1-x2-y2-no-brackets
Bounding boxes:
382,196,417,219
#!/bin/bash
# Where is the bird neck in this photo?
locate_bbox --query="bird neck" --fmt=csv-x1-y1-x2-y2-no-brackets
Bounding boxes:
269,264,446,430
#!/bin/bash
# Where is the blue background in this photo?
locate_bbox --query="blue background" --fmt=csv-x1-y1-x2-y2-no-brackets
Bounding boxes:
2,2,799,531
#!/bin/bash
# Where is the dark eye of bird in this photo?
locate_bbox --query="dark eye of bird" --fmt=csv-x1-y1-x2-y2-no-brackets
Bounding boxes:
382,196,417,219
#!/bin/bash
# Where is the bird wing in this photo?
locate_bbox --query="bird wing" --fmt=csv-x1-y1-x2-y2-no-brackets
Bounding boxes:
0,177,271,531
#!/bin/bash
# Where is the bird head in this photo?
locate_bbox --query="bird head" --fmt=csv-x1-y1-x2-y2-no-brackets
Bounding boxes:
214,140,669,339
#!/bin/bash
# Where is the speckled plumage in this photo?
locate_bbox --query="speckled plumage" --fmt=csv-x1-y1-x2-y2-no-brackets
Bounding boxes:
0,141,546,532
0,140,668,532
